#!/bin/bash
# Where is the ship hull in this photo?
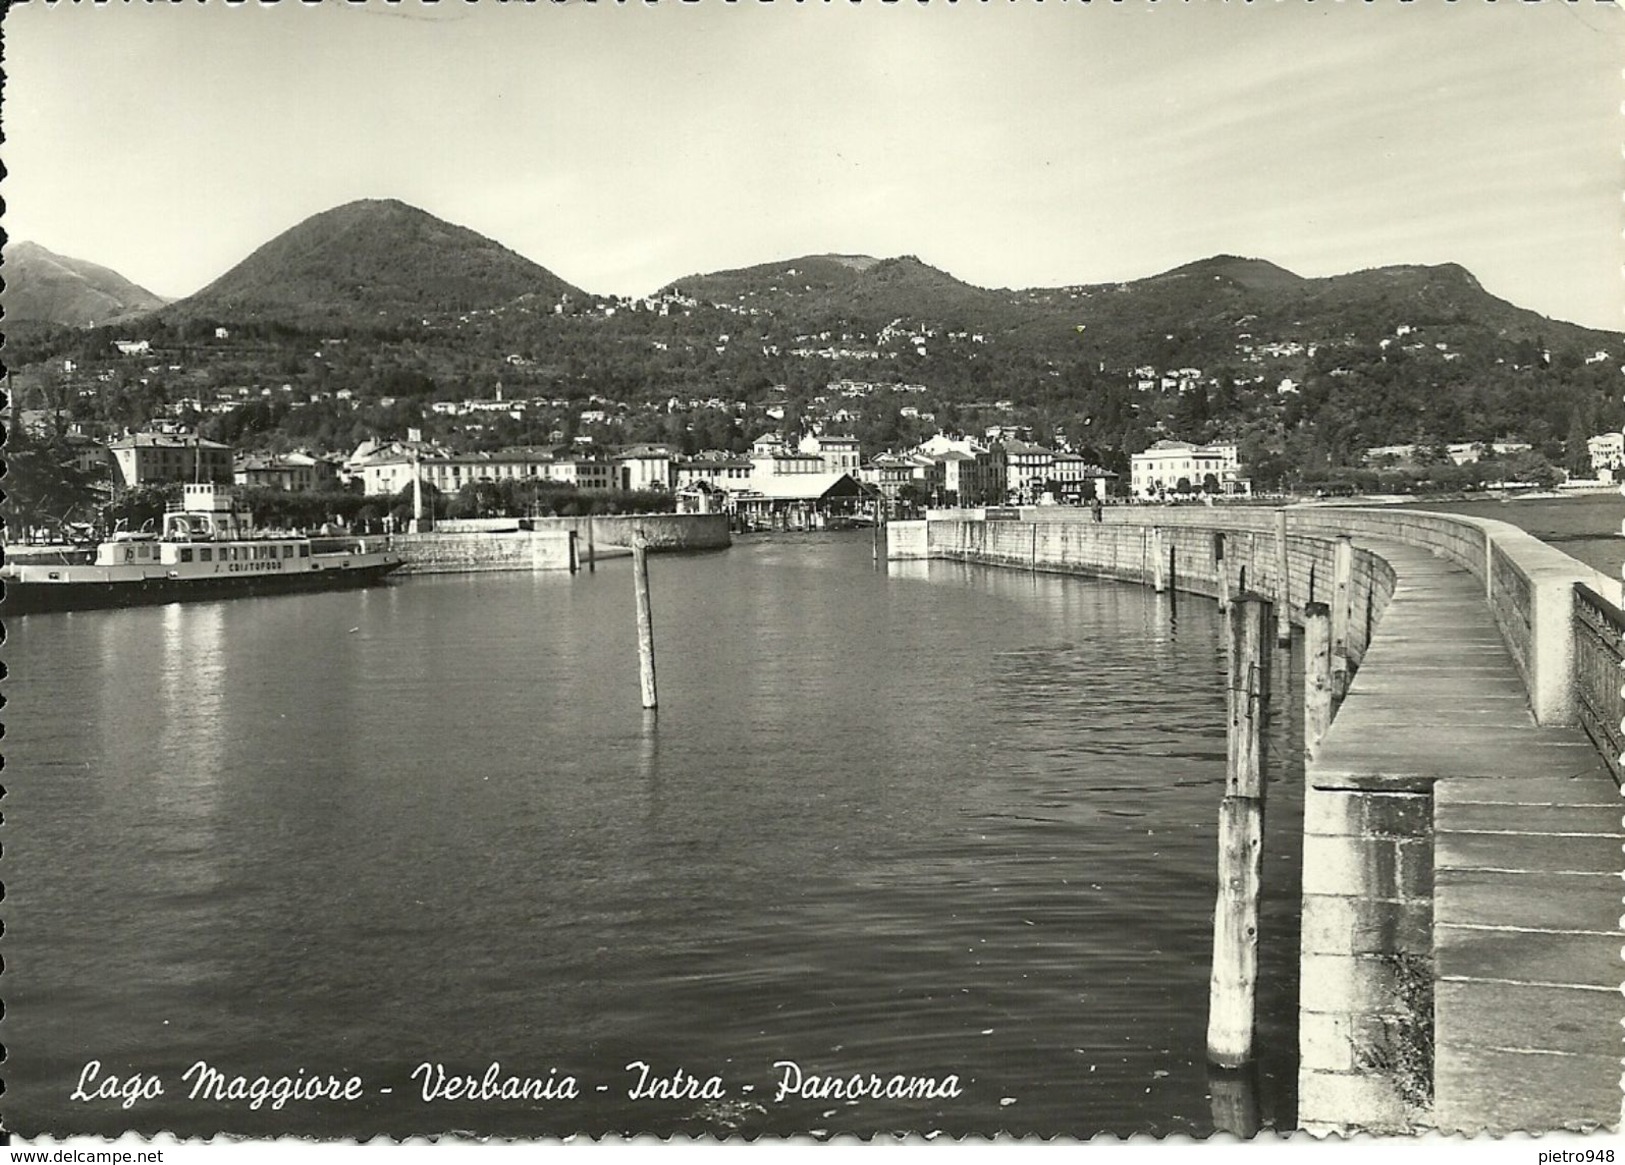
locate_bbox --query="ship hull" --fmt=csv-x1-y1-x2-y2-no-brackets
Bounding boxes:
2,558,405,616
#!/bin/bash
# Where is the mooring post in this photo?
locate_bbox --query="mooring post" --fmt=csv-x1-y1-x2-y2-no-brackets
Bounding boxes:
1303,600,1333,761
1208,594,1271,1070
1274,510,1291,646
1150,527,1167,593
586,518,597,573
567,529,579,574
1331,536,1353,700
1215,533,1230,613
872,513,882,562
632,531,658,711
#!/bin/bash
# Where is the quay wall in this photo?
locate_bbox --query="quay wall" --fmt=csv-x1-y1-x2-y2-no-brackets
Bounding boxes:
387,514,729,575
569,513,732,552
431,514,731,551
913,516,1395,671
905,506,1618,726
388,530,577,575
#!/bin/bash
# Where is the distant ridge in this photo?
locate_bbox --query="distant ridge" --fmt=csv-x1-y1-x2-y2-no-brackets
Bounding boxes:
1147,254,1305,295
164,198,586,326
2,240,168,328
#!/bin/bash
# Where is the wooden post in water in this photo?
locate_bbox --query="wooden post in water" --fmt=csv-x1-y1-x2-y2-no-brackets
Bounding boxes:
586,518,597,573
872,513,882,562
1208,594,1271,1070
1303,601,1333,761
632,531,658,711
1331,536,1353,700
1274,510,1292,646
1215,533,1230,613
1150,528,1167,593
1207,1063,1262,1139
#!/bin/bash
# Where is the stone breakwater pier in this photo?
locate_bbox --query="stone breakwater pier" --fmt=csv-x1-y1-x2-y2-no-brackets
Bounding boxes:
380,513,731,575
890,507,1624,1135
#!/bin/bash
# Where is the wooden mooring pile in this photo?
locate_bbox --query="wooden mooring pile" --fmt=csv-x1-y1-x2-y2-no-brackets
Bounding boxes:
1206,572,1341,1135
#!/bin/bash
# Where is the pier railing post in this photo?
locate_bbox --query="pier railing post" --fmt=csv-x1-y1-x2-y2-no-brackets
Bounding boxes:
1303,600,1333,761
632,531,658,711
1274,510,1292,647
1208,594,1271,1070
1331,536,1353,700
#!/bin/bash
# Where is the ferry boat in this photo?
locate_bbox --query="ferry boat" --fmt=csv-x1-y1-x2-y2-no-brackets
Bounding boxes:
2,484,405,615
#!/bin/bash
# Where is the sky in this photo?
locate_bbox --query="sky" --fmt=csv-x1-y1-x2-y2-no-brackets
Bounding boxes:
3,0,1622,331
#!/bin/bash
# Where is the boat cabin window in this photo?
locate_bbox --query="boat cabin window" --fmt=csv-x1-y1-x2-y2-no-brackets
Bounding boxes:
283,544,294,558
200,548,213,562
180,548,194,563
299,545,310,558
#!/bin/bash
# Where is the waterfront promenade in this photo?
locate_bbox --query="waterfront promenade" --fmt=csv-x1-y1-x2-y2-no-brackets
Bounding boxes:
1303,535,1619,1133
889,507,1622,1135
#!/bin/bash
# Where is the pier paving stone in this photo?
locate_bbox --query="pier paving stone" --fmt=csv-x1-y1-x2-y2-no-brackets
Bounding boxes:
1436,774,1624,807
1434,830,1622,876
1435,925,1621,988
1433,1046,1621,1134
1436,980,1620,1058
1435,803,1622,835
1305,535,1622,1133
1435,868,1623,933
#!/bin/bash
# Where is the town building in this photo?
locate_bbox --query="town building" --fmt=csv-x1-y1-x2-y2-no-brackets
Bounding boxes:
345,441,617,497
234,452,338,493
1589,433,1625,478
1047,452,1117,502
673,455,754,489
614,446,677,492
1130,440,1248,497
109,432,233,489
797,433,862,476
994,439,1055,503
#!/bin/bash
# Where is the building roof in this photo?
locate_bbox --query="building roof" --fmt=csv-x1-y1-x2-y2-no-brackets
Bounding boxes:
736,472,866,501
998,439,1053,456
111,432,231,451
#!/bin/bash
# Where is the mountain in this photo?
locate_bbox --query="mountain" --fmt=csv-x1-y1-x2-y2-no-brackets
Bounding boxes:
665,253,1013,329
1003,256,1619,368
1146,254,1307,295
164,199,586,327
2,240,168,328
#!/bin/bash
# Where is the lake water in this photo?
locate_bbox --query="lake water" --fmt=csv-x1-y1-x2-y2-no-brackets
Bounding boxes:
2,532,1305,1138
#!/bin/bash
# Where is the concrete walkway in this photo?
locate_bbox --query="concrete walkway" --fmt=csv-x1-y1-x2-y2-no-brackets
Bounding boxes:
1311,539,1622,1133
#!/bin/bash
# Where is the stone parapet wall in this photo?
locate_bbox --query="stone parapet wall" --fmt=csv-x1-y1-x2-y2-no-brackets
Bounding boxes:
566,513,732,551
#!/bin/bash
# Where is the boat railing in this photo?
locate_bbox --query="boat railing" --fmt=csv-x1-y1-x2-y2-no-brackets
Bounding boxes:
310,536,372,556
